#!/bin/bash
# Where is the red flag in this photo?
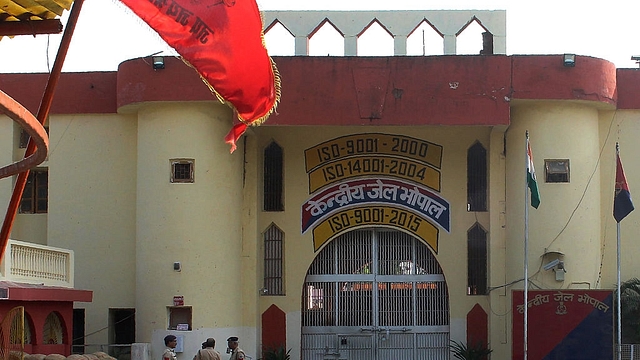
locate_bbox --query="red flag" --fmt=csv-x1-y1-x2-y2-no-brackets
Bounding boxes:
120,0,280,152
614,150,634,222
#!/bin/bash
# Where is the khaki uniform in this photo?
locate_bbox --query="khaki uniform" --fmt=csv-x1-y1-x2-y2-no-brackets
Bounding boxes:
194,348,221,360
163,349,177,360
229,348,245,360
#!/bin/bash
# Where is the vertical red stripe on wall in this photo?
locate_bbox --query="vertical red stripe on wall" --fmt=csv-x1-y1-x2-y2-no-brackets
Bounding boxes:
467,303,488,349
261,304,286,349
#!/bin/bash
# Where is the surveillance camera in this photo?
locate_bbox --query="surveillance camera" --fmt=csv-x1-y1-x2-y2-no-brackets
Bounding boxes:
543,259,560,271
259,288,268,295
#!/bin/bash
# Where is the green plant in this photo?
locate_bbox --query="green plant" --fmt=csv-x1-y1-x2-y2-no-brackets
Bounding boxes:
261,346,291,360
616,277,640,343
449,340,492,360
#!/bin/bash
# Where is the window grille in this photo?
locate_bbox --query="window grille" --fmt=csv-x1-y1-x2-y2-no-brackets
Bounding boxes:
263,224,284,295
43,312,63,344
19,169,48,214
302,229,448,326
263,142,283,211
467,222,488,295
467,142,487,211
545,159,570,183
170,159,194,183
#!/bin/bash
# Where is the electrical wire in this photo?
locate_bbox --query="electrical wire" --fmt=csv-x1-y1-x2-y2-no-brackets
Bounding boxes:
544,110,618,253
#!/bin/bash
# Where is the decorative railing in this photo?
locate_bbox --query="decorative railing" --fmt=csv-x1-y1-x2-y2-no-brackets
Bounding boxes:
262,10,507,56
0,239,74,287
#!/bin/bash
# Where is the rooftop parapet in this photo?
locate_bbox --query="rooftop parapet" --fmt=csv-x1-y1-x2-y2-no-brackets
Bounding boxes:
262,10,507,56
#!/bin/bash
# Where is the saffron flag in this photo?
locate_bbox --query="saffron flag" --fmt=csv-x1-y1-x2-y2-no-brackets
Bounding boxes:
120,0,280,153
614,151,634,222
527,137,540,209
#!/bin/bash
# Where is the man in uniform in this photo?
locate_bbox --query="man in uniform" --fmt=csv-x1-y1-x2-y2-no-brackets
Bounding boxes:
194,338,221,360
226,337,245,360
163,335,178,360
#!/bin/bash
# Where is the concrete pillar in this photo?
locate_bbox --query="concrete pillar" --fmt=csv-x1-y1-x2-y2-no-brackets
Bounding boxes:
135,102,244,346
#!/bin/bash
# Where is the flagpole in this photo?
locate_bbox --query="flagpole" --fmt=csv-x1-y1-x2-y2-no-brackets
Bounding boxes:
617,220,622,360
616,143,622,360
524,130,530,360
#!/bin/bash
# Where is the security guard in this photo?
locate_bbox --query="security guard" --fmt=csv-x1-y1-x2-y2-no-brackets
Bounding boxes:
226,337,245,360
163,335,178,360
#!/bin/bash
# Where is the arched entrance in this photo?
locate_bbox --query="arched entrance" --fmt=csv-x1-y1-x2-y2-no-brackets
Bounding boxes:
301,228,449,359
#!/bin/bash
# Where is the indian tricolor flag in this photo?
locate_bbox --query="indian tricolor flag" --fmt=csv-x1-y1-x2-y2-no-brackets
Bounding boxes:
527,137,541,209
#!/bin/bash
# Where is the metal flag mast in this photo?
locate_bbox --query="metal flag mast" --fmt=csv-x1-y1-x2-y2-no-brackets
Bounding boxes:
524,130,530,360
614,141,634,360
616,142,622,360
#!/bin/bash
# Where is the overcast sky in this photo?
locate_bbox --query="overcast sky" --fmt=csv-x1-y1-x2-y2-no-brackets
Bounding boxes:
0,0,638,73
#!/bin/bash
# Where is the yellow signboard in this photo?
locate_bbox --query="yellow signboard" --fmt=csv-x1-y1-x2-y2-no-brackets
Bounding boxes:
305,133,443,172
308,156,441,193
312,205,439,252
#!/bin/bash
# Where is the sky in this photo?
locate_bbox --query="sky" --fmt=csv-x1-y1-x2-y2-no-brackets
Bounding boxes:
0,0,639,73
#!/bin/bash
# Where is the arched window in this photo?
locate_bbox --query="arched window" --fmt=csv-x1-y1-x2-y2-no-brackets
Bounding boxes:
263,142,284,211
43,312,64,344
467,222,488,295
263,224,284,295
8,307,32,345
467,141,487,211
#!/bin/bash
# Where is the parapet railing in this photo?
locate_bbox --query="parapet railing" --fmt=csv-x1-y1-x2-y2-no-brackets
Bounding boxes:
1,239,74,287
262,10,507,56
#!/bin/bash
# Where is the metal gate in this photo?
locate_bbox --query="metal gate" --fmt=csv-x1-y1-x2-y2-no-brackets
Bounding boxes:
301,229,449,360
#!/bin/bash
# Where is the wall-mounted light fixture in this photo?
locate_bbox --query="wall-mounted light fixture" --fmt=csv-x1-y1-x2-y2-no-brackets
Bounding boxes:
563,54,576,67
153,55,165,70
632,56,640,67
259,287,268,295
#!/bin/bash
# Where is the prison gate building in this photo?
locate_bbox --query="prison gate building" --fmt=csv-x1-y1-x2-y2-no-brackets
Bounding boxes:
1,10,639,360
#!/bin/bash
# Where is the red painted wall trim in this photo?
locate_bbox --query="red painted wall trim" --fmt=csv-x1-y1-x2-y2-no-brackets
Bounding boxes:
511,55,617,105
0,55,632,123
0,72,117,115
116,56,215,109
617,69,640,109
2,284,93,302
265,56,512,126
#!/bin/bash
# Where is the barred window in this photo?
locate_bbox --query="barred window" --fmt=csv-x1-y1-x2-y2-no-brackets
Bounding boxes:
545,159,570,183
263,142,283,211
170,159,194,183
467,222,488,295
263,224,284,295
467,141,487,211
19,169,48,214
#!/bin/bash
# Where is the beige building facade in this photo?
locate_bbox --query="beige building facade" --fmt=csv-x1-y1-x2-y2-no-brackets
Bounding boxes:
1,10,639,360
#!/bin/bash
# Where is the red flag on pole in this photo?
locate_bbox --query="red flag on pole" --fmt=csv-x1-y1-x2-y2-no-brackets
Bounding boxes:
120,0,280,153
614,145,634,222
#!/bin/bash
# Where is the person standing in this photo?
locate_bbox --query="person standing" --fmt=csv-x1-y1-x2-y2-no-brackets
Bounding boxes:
163,335,178,360
226,337,245,360
194,338,221,360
